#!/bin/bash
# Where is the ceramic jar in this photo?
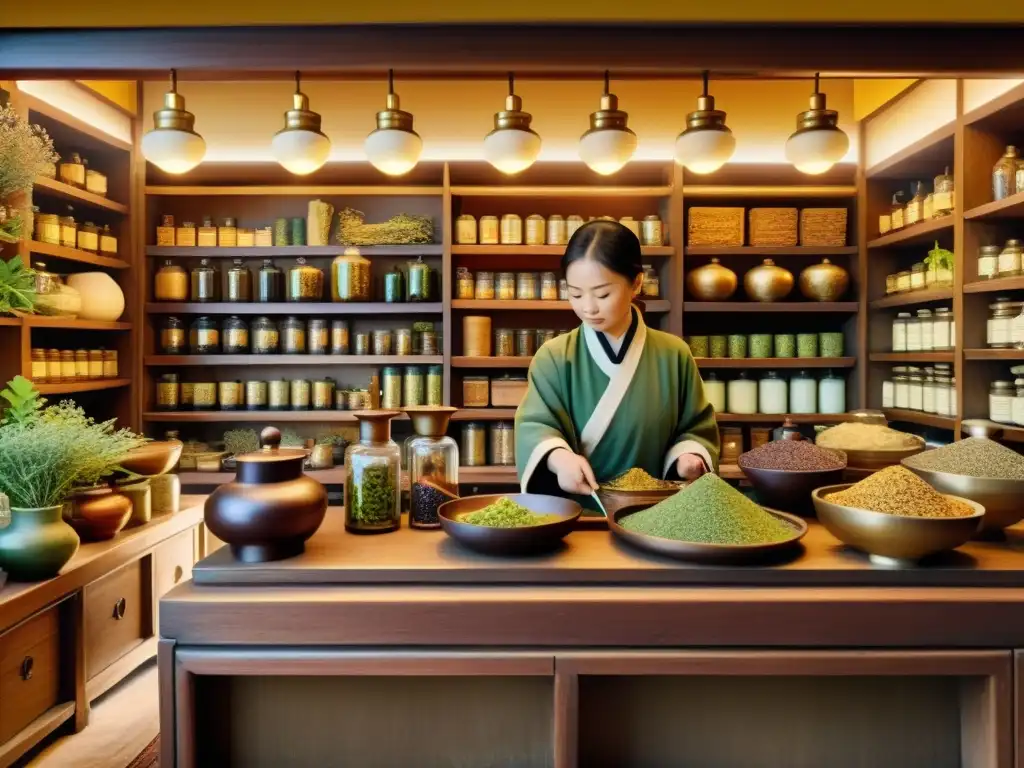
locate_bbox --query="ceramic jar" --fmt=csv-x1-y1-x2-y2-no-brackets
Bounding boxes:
798,258,850,302
63,487,132,541
65,272,125,321
205,427,328,563
0,506,80,581
744,259,794,302
685,258,738,301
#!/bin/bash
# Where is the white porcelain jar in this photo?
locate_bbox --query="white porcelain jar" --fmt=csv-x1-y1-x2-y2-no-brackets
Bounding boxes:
892,312,910,352
789,370,817,414
990,381,1015,424
894,368,910,409
758,371,788,414
818,370,846,414
703,372,727,414
917,309,934,351
727,373,758,415
932,308,952,351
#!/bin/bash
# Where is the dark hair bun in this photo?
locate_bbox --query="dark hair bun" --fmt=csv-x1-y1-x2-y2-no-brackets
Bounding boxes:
560,220,643,281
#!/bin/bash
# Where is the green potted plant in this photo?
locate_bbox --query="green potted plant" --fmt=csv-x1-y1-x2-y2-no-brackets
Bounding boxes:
0,377,147,581
925,241,954,287
0,102,59,246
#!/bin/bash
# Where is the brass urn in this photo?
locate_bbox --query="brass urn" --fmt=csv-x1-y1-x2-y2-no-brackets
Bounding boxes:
798,258,850,302
685,258,738,301
744,259,794,302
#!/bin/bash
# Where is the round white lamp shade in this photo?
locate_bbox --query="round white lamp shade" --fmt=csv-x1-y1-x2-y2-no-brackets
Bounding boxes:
483,129,542,175
365,129,423,176
141,129,206,175
271,130,331,176
674,129,736,175
785,128,850,175
579,128,637,176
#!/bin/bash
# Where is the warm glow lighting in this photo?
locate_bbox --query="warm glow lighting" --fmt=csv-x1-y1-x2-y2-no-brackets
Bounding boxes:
142,69,206,175
579,71,636,175
483,73,542,175
365,70,423,176
786,73,850,176
674,71,736,175
271,71,331,176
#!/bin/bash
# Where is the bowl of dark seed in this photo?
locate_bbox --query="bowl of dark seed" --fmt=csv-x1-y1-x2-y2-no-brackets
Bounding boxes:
812,466,985,566
438,494,581,555
902,437,1024,534
597,468,687,516
738,439,847,516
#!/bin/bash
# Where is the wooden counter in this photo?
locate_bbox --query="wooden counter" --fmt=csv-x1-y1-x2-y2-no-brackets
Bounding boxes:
160,503,1024,768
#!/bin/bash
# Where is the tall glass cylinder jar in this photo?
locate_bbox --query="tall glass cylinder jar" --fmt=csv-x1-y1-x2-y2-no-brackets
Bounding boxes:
222,316,249,354
818,370,846,414
923,372,936,414
917,309,934,351
406,256,432,302
908,369,924,411
882,373,895,409
345,411,402,533
226,259,252,302
758,371,788,415
906,313,923,352
726,372,757,415
406,407,459,529
894,367,910,409
892,312,910,352
257,259,284,302
932,308,953,351
190,259,220,302
789,370,817,415
159,316,186,354
702,372,726,413
289,257,325,302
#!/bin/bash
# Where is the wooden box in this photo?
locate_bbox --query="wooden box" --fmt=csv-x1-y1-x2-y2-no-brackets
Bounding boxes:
749,208,797,247
800,208,848,246
491,377,528,407
688,208,745,247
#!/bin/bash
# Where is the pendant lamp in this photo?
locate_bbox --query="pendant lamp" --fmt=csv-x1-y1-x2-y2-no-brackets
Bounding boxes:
271,71,331,176
483,73,542,175
365,70,423,176
785,73,850,176
142,69,206,175
674,71,736,175
579,71,637,176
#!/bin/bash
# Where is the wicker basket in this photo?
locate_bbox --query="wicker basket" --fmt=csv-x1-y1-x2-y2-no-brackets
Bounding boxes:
749,208,798,247
800,208,848,246
688,207,744,247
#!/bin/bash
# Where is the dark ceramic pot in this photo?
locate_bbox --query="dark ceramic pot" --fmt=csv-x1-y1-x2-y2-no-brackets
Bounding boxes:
0,506,80,581
205,427,328,563
64,487,133,541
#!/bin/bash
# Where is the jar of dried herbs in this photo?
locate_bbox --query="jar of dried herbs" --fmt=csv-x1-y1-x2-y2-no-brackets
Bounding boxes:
308,318,329,355
347,389,368,411
456,267,475,300
290,379,311,410
475,271,495,300
312,378,335,410
154,260,188,302
59,152,86,188
463,376,490,407
495,328,515,357
381,366,403,409
406,256,433,302
289,257,324,302
383,267,404,304
516,329,537,357
489,422,515,466
774,334,796,358
281,317,307,354
427,364,443,406
749,334,773,359
156,374,179,410
479,216,499,245
373,329,394,356
252,316,280,354
245,381,268,410
516,272,539,300
797,333,819,358
709,335,727,358
461,423,487,467
160,316,186,354
189,317,220,354
394,328,413,357
222,316,249,354
77,222,99,254
190,259,220,302
727,334,747,359
257,259,284,302
219,381,244,411
404,366,425,406
547,215,568,246
331,248,371,302
354,332,370,356
331,320,350,354
455,214,477,244
268,379,290,410
537,329,556,346
192,382,217,411
819,332,844,358
345,412,402,533
687,336,709,357
226,259,252,302
496,272,516,301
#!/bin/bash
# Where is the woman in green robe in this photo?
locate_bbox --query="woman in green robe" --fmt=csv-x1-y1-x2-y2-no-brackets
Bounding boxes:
515,220,719,504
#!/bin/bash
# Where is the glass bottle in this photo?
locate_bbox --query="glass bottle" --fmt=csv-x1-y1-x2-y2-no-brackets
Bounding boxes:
496,272,516,301
257,259,284,302
406,256,432,302
990,381,1015,424
479,216,499,245
345,411,402,534
154,259,188,302
46,349,61,382
726,372,757,415
331,248,371,302
819,370,846,414
190,258,220,302
932,167,954,217
490,422,515,466
993,146,1019,201
189,316,220,354
405,407,459,529
251,316,280,354
516,272,539,301
30,349,46,382
789,370,817,415
289,257,324,302
222,316,249,354
540,271,559,301
99,224,118,255
226,259,252,302
758,371,788,415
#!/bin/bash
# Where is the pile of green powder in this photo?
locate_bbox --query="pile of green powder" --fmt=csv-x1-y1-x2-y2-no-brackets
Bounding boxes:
903,437,1024,480
603,467,682,492
456,497,562,528
619,473,794,545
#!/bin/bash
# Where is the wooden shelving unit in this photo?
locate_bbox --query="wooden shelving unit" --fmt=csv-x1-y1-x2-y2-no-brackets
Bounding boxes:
145,302,443,315
714,413,850,424
143,410,410,423
683,302,859,313
35,378,131,395
684,246,857,257
883,408,956,430
27,240,130,270
964,349,1024,360
869,287,954,309
450,244,674,257
963,276,1024,294
694,357,855,369
963,190,1024,221
33,176,129,214
869,352,955,363
452,299,670,312
865,217,954,250
145,354,444,366
451,357,533,369
147,245,443,258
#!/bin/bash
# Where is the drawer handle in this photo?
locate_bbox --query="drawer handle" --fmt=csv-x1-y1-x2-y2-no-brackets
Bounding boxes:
173,565,184,584
113,597,127,620
20,656,33,681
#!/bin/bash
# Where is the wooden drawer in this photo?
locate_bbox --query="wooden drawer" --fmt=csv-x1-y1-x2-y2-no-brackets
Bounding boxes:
0,607,61,744
155,530,195,599
84,560,145,680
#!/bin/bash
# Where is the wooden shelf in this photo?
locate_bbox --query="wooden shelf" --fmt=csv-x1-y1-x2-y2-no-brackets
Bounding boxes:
865,217,954,250
964,191,1024,221
449,409,519,420
460,465,518,484
869,288,954,309
143,411,409,423
145,185,442,197
684,301,858,313
961,421,1024,443
695,357,855,369
28,241,130,269
145,355,443,366
681,185,856,199
869,352,955,363
0,317,20,327
883,408,956,430
449,185,672,198
451,299,669,313
22,92,132,152
451,244,674,257
684,246,857,257
33,177,129,214
35,378,131,395
451,357,532,369
146,245,443,258
714,413,850,423
963,276,1024,294
964,348,1024,360
145,302,443,315
25,316,131,331
863,123,955,180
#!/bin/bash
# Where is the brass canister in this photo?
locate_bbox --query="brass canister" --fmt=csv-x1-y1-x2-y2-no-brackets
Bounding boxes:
192,382,217,410
245,380,268,410
308,318,329,355
156,374,179,410
461,423,487,467
180,382,195,409
331,320,350,354
268,379,290,410
281,317,307,354
312,378,335,410
354,332,370,356
373,329,394,356
288,258,324,302
495,328,514,357
641,215,664,246
381,366,402,409
395,328,413,356
347,389,367,410
290,379,311,410
218,380,244,411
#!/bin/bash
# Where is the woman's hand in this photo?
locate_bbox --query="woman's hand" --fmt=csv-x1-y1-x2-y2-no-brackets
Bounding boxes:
675,453,708,481
547,448,599,495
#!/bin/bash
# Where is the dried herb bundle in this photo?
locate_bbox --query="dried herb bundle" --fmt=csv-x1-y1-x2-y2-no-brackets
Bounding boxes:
336,207,434,246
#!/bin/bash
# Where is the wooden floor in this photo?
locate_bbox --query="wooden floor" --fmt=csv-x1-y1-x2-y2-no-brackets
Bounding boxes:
24,661,159,768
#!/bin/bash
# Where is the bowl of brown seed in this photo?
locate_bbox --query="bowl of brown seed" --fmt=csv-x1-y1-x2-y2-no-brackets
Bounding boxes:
812,466,985,566
737,440,847,516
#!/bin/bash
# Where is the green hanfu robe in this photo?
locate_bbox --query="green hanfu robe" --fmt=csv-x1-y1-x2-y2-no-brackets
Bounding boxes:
515,308,720,508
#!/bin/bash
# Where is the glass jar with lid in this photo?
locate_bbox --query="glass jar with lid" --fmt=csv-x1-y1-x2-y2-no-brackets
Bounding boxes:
905,182,927,226
540,271,558,301
500,214,523,245
461,423,487,467
990,381,1015,424
516,272,539,300
405,407,459,529
932,308,953,351
490,421,515,466
189,316,220,354
289,257,325,302
789,370,817,415
932,167,954,217
77,222,99,254
998,239,1023,277
456,267,475,300
257,259,284,302
1013,379,1024,427
479,216,499,245
910,262,927,291
885,273,898,295
978,245,1001,280
933,372,950,417
892,312,910,352
907,368,924,411
882,371,895,408
642,265,660,298
308,318,329,355
226,259,252,302
330,320,350,355
496,272,516,300
345,411,402,534
758,371,788,414
993,146,1019,201
159,316,186,354
906,311,923,352
406,256,432,302
727,372,758,415
59,152,86,189
475,271,495,300
190,259,220,302
281,316,307,354
59,209,77,248
404,366,425,406
427,365,443,406
251,316,280,354
373,329,394,356
383,267,404,304
525,214,546,246
154,259,188,302
987,299,1021,348
381,367,402,409
455,214,477,245
889,193,906,231
702,371,726,413
222,316,249,354
819,370,846,414
916,309,934,351
922,370,936,414
893,367,910,409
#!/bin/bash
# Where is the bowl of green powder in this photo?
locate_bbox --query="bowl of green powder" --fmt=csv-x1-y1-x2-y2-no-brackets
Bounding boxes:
438,494,582,555
609,474,807,564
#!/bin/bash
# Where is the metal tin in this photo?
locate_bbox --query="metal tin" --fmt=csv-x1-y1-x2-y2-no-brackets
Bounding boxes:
257,259,285,302
190,259,220,302
540,272,558,301
516,328,537,357
455,214,477,244
382,366,403,409
252,317,280,354
354,332,370,356
346,389,367,411
490,421,515,466
274,217,289,246
421,331,439,356
463,376,490,407
226,259,252,302
373,329,394,356
566,215,584,238
406,256,432,301
516,272,539,300
383,268,405,303
500,214,523,245
427,364,443,406
537,328,556,345
312,378,335,410
331,320,350,354
525,214,546,245
479,216,499,244
156,374,179,410
288,257,324,302
192,382,217,410
189,317,220,354
268,380,290,410
335,389,349,410
546,215,567,246
461,423,487,467
456,267,475,299
290,379,311,410
641,215,664,246
245,381,268,410
160,316,186,354
222,316,249,354
308,318,329,355
475,271,495,300
74,349,88,380
395,328,413,356
495,328,514,357
281,317,307,354
496,272,516,300
404,366,425,406
60,350,76,381
180,382,194,409
218,381,244,411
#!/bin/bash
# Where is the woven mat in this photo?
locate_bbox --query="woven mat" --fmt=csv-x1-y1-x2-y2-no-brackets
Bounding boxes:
127,735,159,768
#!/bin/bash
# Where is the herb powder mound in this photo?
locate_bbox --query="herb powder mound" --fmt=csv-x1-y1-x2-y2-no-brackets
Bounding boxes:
816,422,922,452
826,465,975,518
603,467,681,492
903,437,1024,480
457,497,562,528
739,440,846,471
619,473,794,545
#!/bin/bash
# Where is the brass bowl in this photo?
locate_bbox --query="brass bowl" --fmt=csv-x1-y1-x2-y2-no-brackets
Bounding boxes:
823,440,925,472
811,484,985,566
903,465,1024,534
438,494,581,555
119,440,183,476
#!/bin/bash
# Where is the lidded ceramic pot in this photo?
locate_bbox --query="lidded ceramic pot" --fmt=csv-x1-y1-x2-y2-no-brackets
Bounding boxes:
685,258,738,301
798,258,850,302
744,258,794,302
205,427,327,563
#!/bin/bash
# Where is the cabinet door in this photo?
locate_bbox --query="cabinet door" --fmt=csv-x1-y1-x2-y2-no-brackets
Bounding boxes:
155,530,195,600
84,560,145,680
0,607,61,744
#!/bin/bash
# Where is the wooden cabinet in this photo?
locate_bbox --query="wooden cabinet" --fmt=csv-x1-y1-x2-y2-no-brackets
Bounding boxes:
84,561,147,681
155,531,195,600
0,608,61,745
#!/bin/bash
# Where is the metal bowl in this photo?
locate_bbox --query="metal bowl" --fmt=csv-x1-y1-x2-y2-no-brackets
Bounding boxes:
119,440,183,477
438,494,581,555
903,465,1024,534
737,457,846,517
811,483,985,566
608,502,807,564
833,440,925,472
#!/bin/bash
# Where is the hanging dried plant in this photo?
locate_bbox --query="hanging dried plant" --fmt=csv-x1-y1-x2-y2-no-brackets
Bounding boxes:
335,207,434,246
0,102,58,201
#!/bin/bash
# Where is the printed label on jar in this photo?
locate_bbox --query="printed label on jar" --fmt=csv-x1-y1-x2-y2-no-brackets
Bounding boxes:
998,251,1021,275
224,329,249,351
254,330,279,351
77,231,98,252
932,191,952,212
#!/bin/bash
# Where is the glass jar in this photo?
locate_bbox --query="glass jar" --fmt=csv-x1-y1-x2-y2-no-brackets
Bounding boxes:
496,272,516,301
987,300,1021,348
566,214,585,239
427,365,443,406
156,374,179,411
708,335,727,359
190,382,216,411
642,266,660,298
490,421,515,466
154,260,189,302
456,268,476,300
990,381,1015,424
218,217,238,248
99,224,117,255
331,320,350,355
455,214,477,245
789,370,817,415
290,379,311,410
547,215,567,246
395,328,413,357
933,308,953,351
58,211,77,249
758,371,788,415
819,370,846,414
728,334,747,359
908,369,924,411
226,259,252,302
640,215,663,246
60,350,76,381
475,271,495,300
407,418,459,530
893,367,910,409
797,333,818,358
773,334,795,359
159,316,186,354
495,328,514,357
88,349,103,380
923,372,936,414
993,146,1019,201
909,262,927,291
222,316,249,354
726,372,757,415
479,216,499,245
525,214,546,246
934,374,950,417
500,214,523,245
516,272,539,300
308,318,329,355
933,167,954,216
703,372,726,413
906,312,923,352
281,317,307,354
1013,380,1024,427
312,378,335,411
406,256,432,302
978,245,1001,280
246,381,268,410
218,380,243,411
381,367,403,409
892,312,910,352
34,213,60,245
687,336,709,358
558,279,569,301
998,239,1023,277
894,270,911,293
103,349,120,378
354,332,371,356
59,152,86,188
889,193,906,231
289,257,325,302
348,389,368,411
540,271,558,301
345,412,402,534
252,316,280,355
189,317,219,354
45,349,61,382
905,181,926,226
516,329,537,358
373,329,394,356
77,222,99,254
882,373,895,408
885,273,898,294
257,259,284,302
404,366,425,406
820,332,844,358
75,349,88,380
1013,305,1024,350
267,379,290,410
461,423,487,467
917,309,934,351
190,259,220,302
